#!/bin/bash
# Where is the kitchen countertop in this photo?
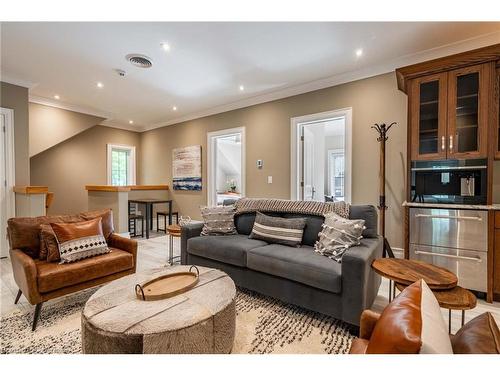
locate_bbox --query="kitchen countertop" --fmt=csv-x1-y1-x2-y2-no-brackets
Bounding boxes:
403,201,500,210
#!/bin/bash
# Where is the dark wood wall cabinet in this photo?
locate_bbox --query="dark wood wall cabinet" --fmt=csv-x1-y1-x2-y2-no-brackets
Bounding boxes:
397,44,500,303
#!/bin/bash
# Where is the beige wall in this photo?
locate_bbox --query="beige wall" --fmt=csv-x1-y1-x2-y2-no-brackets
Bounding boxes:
29,103,105,157
30,125,141,215
140,72,408,248
0,82,30,185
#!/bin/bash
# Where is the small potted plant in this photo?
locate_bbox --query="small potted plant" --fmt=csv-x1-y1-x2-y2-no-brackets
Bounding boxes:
228,179,237,193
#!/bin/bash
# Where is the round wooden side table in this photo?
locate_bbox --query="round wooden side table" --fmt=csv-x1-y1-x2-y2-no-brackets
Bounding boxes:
166,224,181,265
371,258,458,302
395,283,477,333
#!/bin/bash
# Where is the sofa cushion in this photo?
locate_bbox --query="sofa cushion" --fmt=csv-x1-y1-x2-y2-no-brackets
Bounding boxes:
235,212,324,246
246,244,342,293
451,312,500,354
36,248,134,293
80,209,114,239
187,234,268,267
282,213,324,246
349,205,378,238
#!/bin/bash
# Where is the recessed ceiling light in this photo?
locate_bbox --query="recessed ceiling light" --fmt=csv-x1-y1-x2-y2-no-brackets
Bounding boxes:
239,85,244,91
54,95,60,100
172,106,177,111
355,49,363,57
97,82,104,88
161,43,171,52
129,120,134,124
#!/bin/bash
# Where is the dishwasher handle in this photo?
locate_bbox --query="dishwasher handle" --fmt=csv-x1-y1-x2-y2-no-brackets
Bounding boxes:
414,214,483,221
414,249,482,263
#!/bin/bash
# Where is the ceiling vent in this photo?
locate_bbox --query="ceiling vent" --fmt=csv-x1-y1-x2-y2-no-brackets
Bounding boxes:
126,54,153,68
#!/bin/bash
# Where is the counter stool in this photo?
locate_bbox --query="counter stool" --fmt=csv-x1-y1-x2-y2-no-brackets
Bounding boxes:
157,211,179,232
129,214,144,238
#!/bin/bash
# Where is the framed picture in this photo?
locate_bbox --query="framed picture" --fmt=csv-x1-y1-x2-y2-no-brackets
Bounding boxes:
172,145,202,190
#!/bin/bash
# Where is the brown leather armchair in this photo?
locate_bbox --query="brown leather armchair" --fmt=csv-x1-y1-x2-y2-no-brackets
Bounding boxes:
8,210,137,331
350,309,500,354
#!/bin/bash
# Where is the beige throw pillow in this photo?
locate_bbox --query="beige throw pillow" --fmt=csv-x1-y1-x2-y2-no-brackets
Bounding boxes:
200,205,237,236
314,212,365,262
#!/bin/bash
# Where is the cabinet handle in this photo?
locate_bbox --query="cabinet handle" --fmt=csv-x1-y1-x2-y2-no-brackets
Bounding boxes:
449,135,453,151
414,249,482,263
441,136,445,151
414,213,483,221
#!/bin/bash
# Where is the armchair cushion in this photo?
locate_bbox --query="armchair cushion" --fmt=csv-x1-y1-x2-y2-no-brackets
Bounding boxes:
451,312,500,354
366,279,453,354
36,248,133,293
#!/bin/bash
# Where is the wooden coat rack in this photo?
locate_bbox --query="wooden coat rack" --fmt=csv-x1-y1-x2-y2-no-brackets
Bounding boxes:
371,122,396,258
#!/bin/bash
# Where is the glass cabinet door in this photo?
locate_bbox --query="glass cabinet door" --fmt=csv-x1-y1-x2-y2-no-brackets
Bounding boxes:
448,64,488,158
410,73,447,160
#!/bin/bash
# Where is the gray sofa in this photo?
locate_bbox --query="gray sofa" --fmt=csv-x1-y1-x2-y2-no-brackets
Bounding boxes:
181,205,382,326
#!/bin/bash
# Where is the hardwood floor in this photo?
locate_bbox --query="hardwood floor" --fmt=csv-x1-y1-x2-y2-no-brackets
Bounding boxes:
1,234,499,335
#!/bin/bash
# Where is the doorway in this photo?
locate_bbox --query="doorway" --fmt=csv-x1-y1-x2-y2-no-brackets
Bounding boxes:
207,127,246,206
0,108,16,258
291,108,352,202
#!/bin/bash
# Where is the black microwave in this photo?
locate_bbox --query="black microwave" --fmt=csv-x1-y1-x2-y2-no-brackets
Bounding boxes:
410,159,487,204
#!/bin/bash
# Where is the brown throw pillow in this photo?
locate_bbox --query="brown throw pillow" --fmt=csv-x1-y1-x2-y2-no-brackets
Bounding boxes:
451,312,500,354
7,216,50,258
80,209,114,239
40,224,60,262
366,279,453,354
50,218,110,264
38,214,84,261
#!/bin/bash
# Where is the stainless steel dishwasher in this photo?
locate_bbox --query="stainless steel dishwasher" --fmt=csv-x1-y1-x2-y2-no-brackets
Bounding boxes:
409,207,487,292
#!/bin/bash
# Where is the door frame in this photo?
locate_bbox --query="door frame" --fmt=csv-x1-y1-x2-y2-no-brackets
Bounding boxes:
290,108,352,202
206,127,246,207
1,108,16,258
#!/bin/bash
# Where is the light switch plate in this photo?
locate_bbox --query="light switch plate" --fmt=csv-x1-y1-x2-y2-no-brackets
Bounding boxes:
267,176,272,184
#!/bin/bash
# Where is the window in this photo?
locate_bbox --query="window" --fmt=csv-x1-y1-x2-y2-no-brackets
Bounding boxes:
107,144,136,186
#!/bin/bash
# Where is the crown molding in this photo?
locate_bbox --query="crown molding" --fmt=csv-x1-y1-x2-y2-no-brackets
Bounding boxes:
29,95,112,119
15,30,500,134
141,30,500,132
0,75,38,89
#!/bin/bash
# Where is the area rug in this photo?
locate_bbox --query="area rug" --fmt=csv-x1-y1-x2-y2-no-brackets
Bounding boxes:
0,287,354,354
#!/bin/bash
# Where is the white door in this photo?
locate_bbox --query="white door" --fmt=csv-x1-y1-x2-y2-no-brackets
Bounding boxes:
302,126,315,201
1,114,8,257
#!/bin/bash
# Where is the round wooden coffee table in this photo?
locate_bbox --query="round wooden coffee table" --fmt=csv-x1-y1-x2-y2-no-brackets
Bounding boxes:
81,266,236,354
395,283,477,333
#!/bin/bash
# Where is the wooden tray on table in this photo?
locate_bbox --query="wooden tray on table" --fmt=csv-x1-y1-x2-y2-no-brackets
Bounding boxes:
135,266,199,301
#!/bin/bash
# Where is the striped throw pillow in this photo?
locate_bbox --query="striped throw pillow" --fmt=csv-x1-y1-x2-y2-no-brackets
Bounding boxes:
249,212,306,247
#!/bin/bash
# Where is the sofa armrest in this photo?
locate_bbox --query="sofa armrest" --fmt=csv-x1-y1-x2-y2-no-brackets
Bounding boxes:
341,236,383,326
9,249,41,305
107,233,137,272
359,309,381,340
181,223,204,264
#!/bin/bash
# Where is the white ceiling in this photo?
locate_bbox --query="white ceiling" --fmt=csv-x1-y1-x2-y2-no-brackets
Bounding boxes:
1,22,500,132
